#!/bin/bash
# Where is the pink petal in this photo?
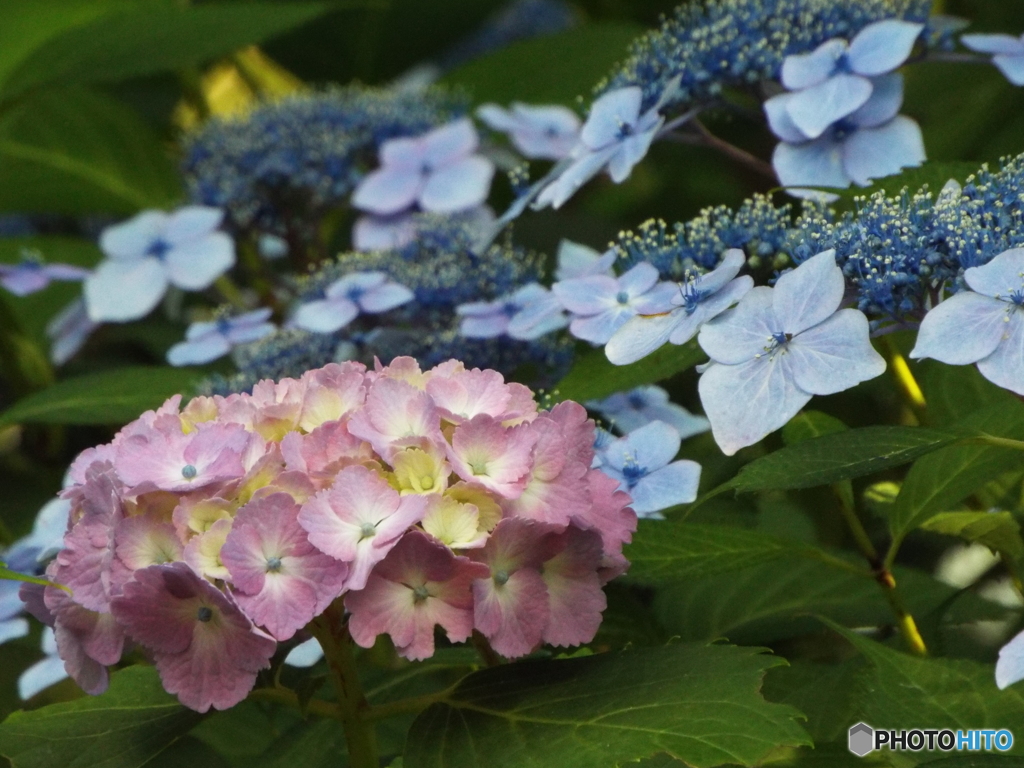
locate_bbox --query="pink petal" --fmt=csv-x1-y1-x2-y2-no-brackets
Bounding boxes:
541,527,606,647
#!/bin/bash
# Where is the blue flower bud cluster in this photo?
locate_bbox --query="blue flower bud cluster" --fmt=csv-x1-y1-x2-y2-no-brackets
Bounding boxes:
612,152,1024,330
181,87,466,236
597,0,933,111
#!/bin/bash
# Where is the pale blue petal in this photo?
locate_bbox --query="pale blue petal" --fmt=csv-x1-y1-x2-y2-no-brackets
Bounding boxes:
630,460,701,514
292,298,359,333
163,206,223,245
780,39,847,89
47,299,96,365
476,104,517,132
787,309,886,395
164,233,235,290
43,264,90,282
420,156,495,213
691,250,748,295
225,322,275,345
996,628,1024,689
258,233,288,260
352,167,423,216
785,74,873,139
773,249,845,334
456,299,502,317
848,73,904,128
555,240,616,281
842,115,925,187
961,33,1024,56
993,54,1024,86
24,497,71,561
570,306,633,344
977,311,1024,396
99,211,167,260
607,120,662,183
84,258,167,322
581,87,642,149
634,281,682,314
227,307,274,330
18,653,68,700
698,286,779,364
909,291,1008,365
698,355,812,456
1,267,49,296
352,214,417,251
328,272,388,299
0,618,29,646
507,295,568,339
964,247,1024,298
285,637,325,668
359,282,415,313
643,406,710,441
605,311,683,365
167,335,231,366
553,275,617,315
773,136,850,191
764,94,810,143
380,134,427,169
422,118,478,165
847,20,924,76
460,313,508,338
606,420,681,473
506,103,580,159
618,262,661,297
535,147,617,209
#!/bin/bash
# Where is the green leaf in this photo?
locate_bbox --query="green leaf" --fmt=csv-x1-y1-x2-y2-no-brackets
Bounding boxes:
917,758,1024,767
824,620,1024,760
0,367,199,428
916,360,1018,425
403,644,809,768
0,666,203,768
441,23,645,107
251,720,344,768
624,521,796,584
0,2,336,100
887,403,1024,544
762,660,864,744
920,511,1024,563
782,410,848,445
555,339,704,403
0,87,180,214
726,426,959,493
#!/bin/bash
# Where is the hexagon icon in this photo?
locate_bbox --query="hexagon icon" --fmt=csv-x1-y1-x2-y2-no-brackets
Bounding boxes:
848,722,874,757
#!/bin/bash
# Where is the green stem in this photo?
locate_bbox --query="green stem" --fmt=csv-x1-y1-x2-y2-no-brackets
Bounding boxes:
309,609,379,768
365,687,455,722
214,275,248,311
835,487,927,656
246,686,341,719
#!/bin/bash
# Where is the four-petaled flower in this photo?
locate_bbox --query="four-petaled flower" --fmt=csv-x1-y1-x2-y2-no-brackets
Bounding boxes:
292,271,414,334
168,308,276,366
587,385,710,439
477,102,581,160
456,283,567,340
352,118,495,216
911,247,1024,395
85,207,235,322
962,32,1024,86
697,249,886,455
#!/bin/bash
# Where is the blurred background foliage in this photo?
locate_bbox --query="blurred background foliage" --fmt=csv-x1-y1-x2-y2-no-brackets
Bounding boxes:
2,0,1024,749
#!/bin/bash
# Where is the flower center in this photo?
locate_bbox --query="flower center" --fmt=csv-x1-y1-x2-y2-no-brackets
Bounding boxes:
196,606,213,622
181,464,198,480
147,238,171,260
616,291,630,305
493,569,510,586
359,522,377,540
678,279,706,315
412,585,430,603
266,556,283,573
620,454,646,488
419,475,435,490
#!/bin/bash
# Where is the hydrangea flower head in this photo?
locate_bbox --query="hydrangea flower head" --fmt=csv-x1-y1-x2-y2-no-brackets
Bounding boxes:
25,357,640,710
352,118,495,216
910,247,1024,395
697,250,886,455
477,102,581,160
85,207,235,322
168,309,276,367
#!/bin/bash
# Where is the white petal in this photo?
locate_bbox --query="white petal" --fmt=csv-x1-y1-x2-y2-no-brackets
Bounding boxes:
997,628,1024,688
847,20,924,76
553,275,617,315
84,258,167,322
781,39,847,89
420,156,495,213
961,33,1024,56
787,309,886,395
619,262,660,297
422,118,478,165
910,291,1009,365
167,335,231,366
993,54,1024,86
964,248,1024,298
18,654,68,700
99,211,168,260
698,356,812,456
848,73,904,128
581,87,643,149
842,116,925,187
698,286,779,364
977,311,1024,396
352,167,423,216
773,249,845,334
605,311,684,365
292,298,359,333
164,232,235,290
764,93,810,143
359,282,415,313
630,460,701,514
163,206,224,245
570,307,632,344
696,250,747,294
773,136,850,191
785,74,873,139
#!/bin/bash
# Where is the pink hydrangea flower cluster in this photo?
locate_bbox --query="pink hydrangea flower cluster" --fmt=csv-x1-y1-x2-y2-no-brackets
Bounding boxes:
21,358,636,712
